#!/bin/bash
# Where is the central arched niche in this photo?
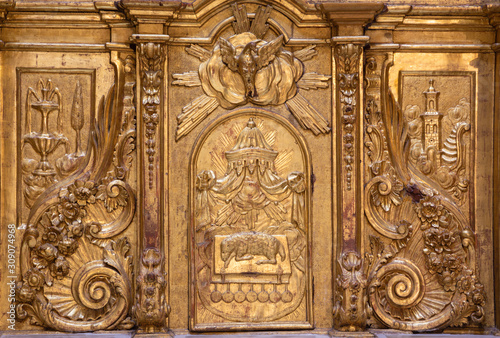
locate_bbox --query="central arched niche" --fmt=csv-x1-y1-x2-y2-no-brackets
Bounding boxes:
189,108,312,331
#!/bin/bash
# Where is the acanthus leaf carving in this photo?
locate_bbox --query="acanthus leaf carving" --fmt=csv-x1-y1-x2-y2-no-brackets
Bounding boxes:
335,43,362,191
133,248,169,333
139,42,165,189
333,252,370,332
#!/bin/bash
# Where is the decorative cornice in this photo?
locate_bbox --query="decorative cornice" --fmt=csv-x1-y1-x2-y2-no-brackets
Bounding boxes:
319,2,385,27
120,0,182,25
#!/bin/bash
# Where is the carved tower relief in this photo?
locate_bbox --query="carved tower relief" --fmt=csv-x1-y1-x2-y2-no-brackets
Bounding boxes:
363,57,485,331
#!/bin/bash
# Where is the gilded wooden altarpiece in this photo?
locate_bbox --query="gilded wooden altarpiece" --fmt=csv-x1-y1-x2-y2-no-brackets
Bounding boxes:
0,0,499,336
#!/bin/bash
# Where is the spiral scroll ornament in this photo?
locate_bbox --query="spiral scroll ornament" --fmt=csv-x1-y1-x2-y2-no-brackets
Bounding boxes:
370,259,425,315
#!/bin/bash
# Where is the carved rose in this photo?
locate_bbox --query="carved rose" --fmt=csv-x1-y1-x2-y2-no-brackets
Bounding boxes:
199,32,303,109
50,256,70,279
423,227,456,254
37,243,59,263
58,237,78,256
58,199,80,220
68,220,84,237
42,226,62,244
416,196,443,228
17,283,35,303
471,283,485,306
25,268,45,290
62,179,96,206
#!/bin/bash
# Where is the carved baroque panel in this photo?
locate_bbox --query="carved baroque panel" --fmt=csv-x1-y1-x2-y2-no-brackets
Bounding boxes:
0,0,498,335
17,69,96,219
363,55,486,331
189,110,312,330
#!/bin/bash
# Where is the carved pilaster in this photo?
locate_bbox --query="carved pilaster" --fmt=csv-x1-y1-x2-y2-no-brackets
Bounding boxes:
332,37,369,332
132,34,169,333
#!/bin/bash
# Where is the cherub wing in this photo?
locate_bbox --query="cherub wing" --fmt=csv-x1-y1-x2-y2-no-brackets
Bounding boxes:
256,34,284,69
218,37,238,72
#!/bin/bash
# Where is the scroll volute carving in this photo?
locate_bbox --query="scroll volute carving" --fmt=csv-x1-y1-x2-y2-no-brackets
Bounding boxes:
190,111,312,330
16,53,137,332
363,56,484,331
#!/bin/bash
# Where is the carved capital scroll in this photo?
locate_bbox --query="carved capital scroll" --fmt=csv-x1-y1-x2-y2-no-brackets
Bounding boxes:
131,34,170,333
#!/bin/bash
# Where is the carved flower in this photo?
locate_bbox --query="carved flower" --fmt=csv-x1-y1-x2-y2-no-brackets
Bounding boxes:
42,226,62,244
425,251,444,274
439,270,456,292
68,220,84,237
37,243,59,263
416,196,443,228
58,198,80,220
457,269,474,294
199,32,303,109
62,179,96,206
58,237,78,256
424,228,457,254
17,283,35,303
96,177,129,212
24,268,45,290
50,256,70,279
471,283,485,306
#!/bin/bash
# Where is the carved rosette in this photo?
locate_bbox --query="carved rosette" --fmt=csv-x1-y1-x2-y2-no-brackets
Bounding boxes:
363,52,485,331
16,53,137,332
138,42,165,190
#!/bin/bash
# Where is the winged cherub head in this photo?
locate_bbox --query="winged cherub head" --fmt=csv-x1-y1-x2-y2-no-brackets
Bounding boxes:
219,34,284,98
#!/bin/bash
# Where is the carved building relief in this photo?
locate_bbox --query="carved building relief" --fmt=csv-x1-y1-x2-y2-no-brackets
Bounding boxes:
363,56,485,331
190,111,312,330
